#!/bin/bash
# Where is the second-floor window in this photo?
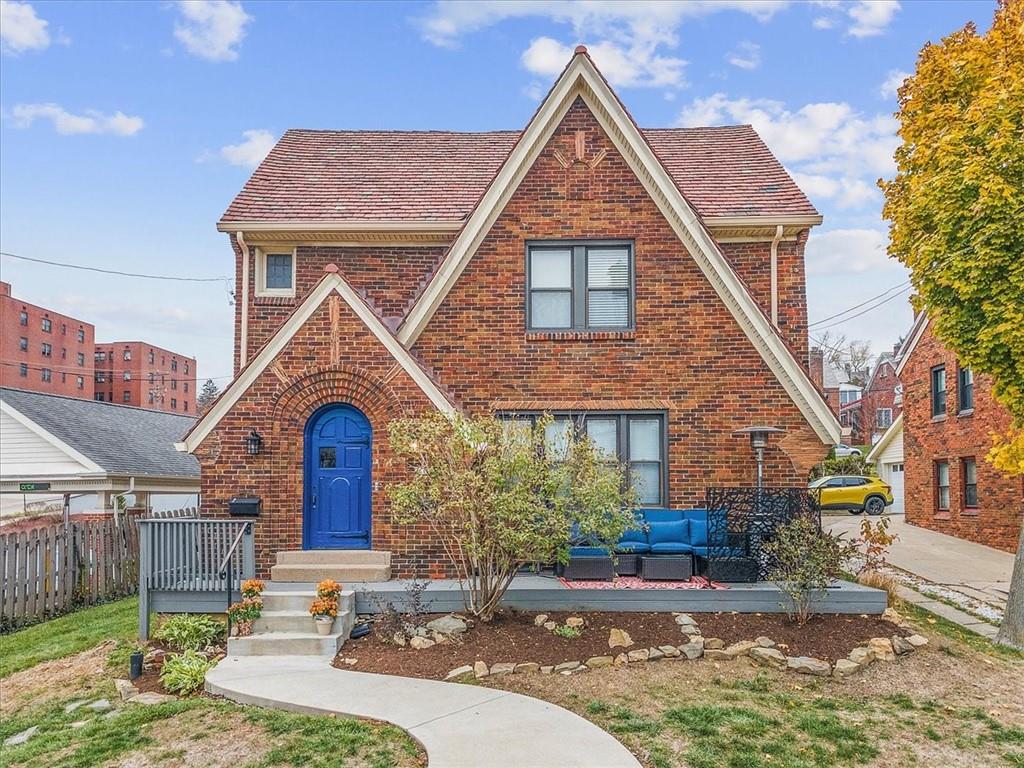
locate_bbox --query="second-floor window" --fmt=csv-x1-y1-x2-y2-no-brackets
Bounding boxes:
958,366,974,412
930,365,946,417
935,460,950,510
257,249,296,296
876,408,892,429
526,242,633,331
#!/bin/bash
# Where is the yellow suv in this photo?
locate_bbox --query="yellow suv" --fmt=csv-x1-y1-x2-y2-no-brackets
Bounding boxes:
809,475,893,516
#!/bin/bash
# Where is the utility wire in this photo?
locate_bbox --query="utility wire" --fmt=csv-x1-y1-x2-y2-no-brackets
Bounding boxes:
0,251,229,283
809,286,914,331
807,280,911,328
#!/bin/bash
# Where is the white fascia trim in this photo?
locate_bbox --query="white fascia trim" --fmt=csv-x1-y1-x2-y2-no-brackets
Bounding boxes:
398,55,840,444
866,413,903,462
180,274,456,453
0,401,105,473
894,313,929,377
217,220,464,233
703,215,823,228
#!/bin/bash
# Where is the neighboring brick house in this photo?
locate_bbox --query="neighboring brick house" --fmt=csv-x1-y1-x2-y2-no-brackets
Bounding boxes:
179,49,841,577
862,347,903,444
0,281,95,398
93,341,197,414
897,312,1023,552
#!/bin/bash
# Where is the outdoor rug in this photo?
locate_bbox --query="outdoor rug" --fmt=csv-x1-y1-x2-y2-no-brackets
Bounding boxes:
559,576,728,590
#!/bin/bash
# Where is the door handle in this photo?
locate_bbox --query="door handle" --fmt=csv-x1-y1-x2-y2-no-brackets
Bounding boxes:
312,494,317,509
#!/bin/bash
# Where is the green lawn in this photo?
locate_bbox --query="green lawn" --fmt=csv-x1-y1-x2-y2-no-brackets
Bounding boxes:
0,598,138,678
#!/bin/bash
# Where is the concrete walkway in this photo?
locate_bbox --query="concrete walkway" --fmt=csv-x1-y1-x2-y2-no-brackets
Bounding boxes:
207,655,641,768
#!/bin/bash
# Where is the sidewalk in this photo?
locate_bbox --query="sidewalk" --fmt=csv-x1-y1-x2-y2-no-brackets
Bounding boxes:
825,512,1015,639
207,655,642,768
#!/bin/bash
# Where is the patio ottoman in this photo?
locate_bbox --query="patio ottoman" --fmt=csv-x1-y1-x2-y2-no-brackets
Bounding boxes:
562,556,614,581
613,552,640,576
697,555,758,583
640,555,693,581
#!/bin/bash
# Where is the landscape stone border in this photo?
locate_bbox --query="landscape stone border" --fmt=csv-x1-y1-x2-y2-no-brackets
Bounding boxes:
446,609,929,681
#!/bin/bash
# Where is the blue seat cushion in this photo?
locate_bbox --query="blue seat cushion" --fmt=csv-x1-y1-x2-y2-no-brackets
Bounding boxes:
643,509,683,523
569,546,610,558
619,525,648,544
615,541,651,554
682,508,707,523
649,542,694,554
647,519,688,545
689,519,708,547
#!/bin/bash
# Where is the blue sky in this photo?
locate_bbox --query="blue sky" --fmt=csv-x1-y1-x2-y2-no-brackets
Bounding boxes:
0,0,993,382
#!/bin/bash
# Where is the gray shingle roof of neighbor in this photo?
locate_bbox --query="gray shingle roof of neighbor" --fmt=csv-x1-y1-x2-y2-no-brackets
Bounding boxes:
1,387,199,478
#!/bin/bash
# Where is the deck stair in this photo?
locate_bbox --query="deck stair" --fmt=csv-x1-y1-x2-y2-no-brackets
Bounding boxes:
226,587,356,657
270,549,391,582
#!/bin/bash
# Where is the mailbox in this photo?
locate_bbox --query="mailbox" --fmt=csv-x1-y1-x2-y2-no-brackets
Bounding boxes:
228,496,261,517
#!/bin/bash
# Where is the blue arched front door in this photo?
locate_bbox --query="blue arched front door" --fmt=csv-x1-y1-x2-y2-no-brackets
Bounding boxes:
304,404,372,549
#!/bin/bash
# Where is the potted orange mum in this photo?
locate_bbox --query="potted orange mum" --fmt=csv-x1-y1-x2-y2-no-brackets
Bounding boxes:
309,597,338,635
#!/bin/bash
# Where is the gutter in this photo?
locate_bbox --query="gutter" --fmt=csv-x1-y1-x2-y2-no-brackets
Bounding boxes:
770,224,784,327
236,231,250,368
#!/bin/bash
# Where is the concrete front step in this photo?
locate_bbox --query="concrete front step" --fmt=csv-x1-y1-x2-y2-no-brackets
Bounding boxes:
261,589,355,614
270,563,390,583
227,630,346,657
276,550,391,567
254,611,320,634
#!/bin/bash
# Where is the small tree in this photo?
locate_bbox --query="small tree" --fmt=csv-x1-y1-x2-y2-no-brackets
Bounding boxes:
763,516,859,625
197,379,220,414
808,454,875,481
388,414,637,622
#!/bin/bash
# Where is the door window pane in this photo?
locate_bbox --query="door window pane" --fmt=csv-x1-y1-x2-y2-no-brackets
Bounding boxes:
585,418,618,458
319,447,337,468
530,250,572,288
629,419,661,461
530,292,572,328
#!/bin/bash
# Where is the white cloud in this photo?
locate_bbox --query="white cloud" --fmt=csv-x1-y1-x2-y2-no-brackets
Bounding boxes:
804,228,891,275
10,103,144,136
174,0,252,62
879,69,909,98
420,1,788,90
811,0,900,38
678,92,897,211
215,129,276,167
726,41,761,70
1,0,50,54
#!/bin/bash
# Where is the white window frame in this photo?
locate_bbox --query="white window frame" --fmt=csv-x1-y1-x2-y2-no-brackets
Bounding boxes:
255,246,298,298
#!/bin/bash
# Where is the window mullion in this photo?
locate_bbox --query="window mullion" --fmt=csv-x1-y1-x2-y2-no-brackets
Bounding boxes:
573,245,587,329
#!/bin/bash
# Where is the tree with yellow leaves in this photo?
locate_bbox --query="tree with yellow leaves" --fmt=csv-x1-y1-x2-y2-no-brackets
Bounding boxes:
881,0,1023,647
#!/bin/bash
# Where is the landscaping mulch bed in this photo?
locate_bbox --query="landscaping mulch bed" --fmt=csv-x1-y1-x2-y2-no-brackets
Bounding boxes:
335,611,904,679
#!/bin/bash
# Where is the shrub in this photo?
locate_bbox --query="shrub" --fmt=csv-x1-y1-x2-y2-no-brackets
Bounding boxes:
388,413,637,622
808,455,875,481
857,570,903,608
371,579,429,642
226,597,262,624
552,624,582,639
856,517,898,574
241,579,265,598
159,650,215,695
763,516,859,624
154,614,225,651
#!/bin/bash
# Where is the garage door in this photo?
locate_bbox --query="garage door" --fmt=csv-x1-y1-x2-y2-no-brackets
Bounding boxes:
885,462,905,514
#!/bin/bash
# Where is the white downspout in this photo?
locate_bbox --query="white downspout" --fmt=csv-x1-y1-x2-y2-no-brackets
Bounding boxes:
236,231,250,368
770,224,784,327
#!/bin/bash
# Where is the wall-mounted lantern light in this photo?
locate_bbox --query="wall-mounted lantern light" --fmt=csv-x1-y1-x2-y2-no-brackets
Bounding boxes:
246,429,263,456
732,426,784,489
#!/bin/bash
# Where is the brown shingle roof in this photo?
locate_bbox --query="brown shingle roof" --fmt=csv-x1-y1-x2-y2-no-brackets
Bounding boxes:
221,125,817,224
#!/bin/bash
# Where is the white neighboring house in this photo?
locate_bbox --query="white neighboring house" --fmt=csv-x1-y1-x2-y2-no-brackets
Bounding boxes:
0,387,200,515
866,413,904,515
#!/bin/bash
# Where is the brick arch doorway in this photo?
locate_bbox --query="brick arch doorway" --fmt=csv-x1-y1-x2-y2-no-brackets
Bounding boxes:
303,402,372,549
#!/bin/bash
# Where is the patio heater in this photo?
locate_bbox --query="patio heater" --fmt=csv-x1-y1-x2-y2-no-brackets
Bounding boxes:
732,426,784,489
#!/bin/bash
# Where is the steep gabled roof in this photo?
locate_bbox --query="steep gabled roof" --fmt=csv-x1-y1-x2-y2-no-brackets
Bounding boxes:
179,268,457,453
0,388,198,478
219,128,817,226
397,47,839,444
895,313,930,377
866,413,903,463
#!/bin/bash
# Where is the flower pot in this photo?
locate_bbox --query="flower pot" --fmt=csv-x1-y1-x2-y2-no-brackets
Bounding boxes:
314,616,335,635
235,619,254,637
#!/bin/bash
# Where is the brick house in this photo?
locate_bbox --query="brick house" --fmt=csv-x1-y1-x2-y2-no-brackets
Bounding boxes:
0,281,95,398
862,348,902,444
897,312,1023,552
93,341,197,414
179,49,841,577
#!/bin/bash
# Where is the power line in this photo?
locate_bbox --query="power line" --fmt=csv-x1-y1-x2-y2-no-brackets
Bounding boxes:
810,286,913,331
0,251,229,283
807,280,911,328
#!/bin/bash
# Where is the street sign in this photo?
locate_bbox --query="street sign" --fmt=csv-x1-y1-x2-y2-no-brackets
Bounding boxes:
19,482,51,492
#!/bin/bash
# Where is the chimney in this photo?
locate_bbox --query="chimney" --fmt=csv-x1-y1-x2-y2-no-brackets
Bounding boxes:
0,281,10,297
808,347,824,388
893,342,901,356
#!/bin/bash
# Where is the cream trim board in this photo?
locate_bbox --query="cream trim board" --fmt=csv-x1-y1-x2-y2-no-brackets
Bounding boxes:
398,52,839,444
218,220,464,233
179,273,456,453
894,313,929,377
703,215,822,228
254,247,298,298
866,413,903,463
0,401,105,473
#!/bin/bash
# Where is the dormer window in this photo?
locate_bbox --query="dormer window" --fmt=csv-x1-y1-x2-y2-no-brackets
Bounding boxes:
256,248,296,297
526,241,633,331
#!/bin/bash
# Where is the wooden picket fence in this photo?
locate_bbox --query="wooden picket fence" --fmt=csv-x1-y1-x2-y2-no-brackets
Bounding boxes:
1,517,141,629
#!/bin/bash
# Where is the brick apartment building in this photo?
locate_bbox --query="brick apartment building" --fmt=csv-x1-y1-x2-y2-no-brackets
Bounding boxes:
0,281,95,398
897,313,1023,552
93,342,197,414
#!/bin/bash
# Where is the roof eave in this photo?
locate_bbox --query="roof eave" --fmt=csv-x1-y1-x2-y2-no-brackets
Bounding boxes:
216,220,465,234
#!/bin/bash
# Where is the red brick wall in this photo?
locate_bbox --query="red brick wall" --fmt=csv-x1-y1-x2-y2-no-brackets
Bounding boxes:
902,324,1023,552
93,341,197,414
863,359,900,441
0,281,95,398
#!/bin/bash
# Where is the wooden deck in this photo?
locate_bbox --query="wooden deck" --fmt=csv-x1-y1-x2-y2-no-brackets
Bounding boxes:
265,575,887,615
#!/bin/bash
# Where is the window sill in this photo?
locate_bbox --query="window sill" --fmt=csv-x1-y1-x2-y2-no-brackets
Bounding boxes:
957,409,974,418
931,414,947,423
961,507,979,516
254,295,297,307
934,509,951,520
526,330,637,342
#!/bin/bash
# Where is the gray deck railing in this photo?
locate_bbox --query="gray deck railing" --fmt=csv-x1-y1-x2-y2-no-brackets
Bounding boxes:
138,518,254,638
